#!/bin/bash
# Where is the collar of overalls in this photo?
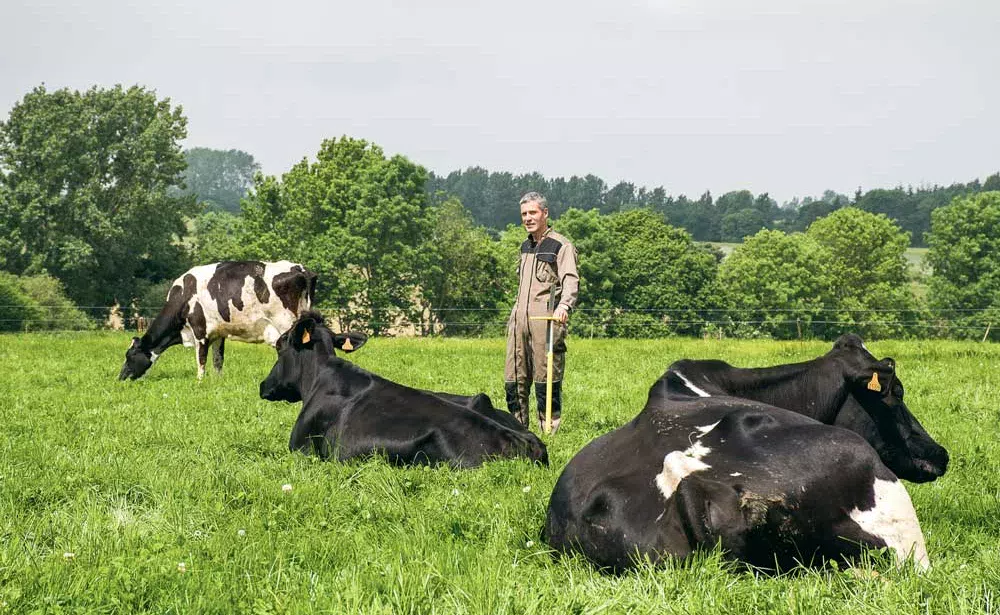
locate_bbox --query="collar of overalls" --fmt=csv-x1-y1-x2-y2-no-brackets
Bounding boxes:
526,226,552,248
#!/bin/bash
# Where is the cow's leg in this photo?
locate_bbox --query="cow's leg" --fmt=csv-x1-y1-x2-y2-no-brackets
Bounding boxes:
195,340,209,380
212,338,225,375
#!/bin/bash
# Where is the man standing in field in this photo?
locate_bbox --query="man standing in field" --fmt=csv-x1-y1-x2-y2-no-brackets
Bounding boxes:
505,191,579,434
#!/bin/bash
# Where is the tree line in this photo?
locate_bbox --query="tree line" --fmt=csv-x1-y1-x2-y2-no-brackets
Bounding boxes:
428,168,1000,246
2,83,1000,340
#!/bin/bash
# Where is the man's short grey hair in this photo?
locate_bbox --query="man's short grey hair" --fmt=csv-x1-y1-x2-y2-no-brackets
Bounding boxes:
519,191,548,210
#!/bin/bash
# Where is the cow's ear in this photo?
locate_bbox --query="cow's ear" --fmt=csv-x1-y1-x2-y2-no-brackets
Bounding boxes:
853,358,895,395
334,331,367,353
291,318,317,349
674,476,746,551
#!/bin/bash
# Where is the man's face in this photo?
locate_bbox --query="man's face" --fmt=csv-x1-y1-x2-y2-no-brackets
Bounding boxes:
521,200,548,235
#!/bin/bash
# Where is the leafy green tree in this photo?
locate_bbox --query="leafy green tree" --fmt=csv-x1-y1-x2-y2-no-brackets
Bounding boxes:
718,230,835,338
603,209,721,337
240,136,431,333
604,181,636,213
416,196,507,335
715,190,755,216
0,272,43,332
554,208,619,327
15,273,93,330
786,198,842,232
806,207,918,338
189,211,249,263
483,171,521,229
0,271,91,331
926,191,1000,338
177,147,260,214
720,208,768,242
0,84,196,306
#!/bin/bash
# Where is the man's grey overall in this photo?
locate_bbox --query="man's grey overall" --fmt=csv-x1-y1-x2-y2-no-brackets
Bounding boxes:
504,228,579,432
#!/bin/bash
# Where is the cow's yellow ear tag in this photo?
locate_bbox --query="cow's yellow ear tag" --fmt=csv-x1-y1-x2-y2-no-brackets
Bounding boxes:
867,372,881,392
342,337,354,351
301,330,311,344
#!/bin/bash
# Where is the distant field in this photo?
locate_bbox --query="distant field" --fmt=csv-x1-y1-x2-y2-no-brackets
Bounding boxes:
1,333,998,613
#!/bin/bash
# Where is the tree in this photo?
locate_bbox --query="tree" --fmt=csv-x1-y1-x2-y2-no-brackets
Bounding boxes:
416,196,507,335
240,136,431,334
557,208,721,337
720,208,768,242
0,271,92,331
718,230,835,338
604,181,636,213
926,191,1000,338
177,147,260,214
0,84,196,305
806,207,918,338
189,211,248,263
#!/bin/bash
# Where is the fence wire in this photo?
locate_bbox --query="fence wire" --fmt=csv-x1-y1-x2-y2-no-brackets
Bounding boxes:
1,304,998,339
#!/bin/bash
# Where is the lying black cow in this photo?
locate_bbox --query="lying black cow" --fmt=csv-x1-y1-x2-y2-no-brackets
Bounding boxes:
259,311,549,467
120,260,316,380
544,392,930,572
662,334,948,482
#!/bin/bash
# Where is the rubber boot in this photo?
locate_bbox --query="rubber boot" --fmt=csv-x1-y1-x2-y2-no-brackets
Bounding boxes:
505,381,529,427
535,380,563,434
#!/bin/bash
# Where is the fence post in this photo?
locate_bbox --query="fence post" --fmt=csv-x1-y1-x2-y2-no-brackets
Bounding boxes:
983,323,991,343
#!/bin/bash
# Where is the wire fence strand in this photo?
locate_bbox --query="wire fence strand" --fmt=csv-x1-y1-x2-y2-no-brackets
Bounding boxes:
1,304,998,339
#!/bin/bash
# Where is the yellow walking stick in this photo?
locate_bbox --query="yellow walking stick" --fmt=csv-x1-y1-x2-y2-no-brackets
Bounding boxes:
529,309,559,435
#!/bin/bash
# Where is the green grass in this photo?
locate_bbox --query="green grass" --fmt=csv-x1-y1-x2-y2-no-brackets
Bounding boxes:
2,333,999,613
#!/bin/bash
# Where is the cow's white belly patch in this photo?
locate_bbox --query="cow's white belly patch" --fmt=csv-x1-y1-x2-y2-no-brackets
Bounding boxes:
848,478,929,570
655,441,712,502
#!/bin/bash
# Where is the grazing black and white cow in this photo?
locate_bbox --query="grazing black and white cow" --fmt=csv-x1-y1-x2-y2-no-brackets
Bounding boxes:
661,334,949,483
119,261,317,380
259,311,549,467
544,392,930,572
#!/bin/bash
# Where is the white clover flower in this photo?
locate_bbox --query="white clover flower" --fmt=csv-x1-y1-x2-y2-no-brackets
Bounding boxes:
522,485,531,493
451,488,460,496
525,540,535,548
237,529,246,537
63,552,75,561
282,483,293,494
177,562,187,573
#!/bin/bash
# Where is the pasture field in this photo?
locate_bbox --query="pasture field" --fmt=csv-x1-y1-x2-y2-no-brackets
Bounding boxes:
1,333,999,614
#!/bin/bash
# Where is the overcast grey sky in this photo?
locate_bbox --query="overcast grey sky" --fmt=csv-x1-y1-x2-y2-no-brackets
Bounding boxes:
2,0,998,203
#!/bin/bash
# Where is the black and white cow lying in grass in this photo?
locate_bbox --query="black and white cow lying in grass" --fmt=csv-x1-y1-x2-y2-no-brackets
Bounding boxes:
119,261,316,381
259,311,549,468
544,393,930,572
545,335,942,572
662,334,948,483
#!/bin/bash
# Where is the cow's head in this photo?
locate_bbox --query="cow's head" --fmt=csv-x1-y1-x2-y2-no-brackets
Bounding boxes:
259,311,367,403
119,337,153,381
832,334,949,482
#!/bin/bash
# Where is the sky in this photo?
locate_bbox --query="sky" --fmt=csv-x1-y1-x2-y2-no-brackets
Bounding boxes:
2,0,998,203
